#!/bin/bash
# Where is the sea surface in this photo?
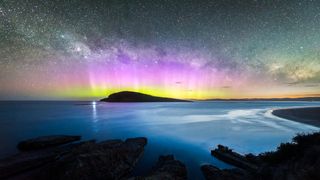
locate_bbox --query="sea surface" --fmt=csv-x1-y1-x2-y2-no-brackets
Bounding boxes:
0,101,320,179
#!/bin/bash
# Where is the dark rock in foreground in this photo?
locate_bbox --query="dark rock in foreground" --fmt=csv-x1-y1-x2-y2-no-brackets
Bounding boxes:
203,132,320,180
201,164,248,180
17,135,81,151
132,155,187,180
1,135,189,180
0,148,58,179
0,136,147,179
100,91,191,102
211,145,259,172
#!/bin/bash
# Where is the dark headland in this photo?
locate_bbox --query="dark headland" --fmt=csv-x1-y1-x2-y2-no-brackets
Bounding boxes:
100,91,191,102
272,107,320,127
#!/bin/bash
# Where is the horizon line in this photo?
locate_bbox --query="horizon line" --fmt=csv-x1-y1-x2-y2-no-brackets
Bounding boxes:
1,96,320,102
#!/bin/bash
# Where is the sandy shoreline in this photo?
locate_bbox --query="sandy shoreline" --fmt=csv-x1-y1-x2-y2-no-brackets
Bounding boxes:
272,107,320,128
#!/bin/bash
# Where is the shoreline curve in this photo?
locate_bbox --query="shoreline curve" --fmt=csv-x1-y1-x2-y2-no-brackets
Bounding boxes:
272,107,320,128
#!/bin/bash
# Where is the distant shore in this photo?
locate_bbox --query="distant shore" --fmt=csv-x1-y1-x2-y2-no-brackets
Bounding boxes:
203,96,320,101
272,107,320,127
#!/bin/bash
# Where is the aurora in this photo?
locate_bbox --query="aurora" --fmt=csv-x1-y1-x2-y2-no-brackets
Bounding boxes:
0,0,319,100
1,1,320,179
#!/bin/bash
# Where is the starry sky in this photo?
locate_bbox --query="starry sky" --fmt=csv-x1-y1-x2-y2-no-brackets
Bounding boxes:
0,0,320,100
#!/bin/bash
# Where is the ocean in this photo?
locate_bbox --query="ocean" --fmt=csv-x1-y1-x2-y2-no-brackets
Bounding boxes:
0,101,319,179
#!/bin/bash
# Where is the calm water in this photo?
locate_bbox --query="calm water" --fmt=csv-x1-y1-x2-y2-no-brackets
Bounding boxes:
0,101,319,179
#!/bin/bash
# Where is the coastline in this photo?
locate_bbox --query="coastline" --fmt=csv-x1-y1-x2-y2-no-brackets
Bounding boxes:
272,107,320,128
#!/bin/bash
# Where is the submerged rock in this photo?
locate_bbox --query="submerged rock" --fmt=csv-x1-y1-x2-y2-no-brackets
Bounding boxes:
132,155,187,180
1,136,147,179
17,135,81,151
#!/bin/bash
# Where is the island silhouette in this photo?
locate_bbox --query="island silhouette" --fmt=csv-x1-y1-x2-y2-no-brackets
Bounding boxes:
100,91,191,102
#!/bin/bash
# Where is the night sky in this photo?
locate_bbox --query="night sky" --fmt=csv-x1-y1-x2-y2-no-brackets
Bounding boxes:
0,0,319,100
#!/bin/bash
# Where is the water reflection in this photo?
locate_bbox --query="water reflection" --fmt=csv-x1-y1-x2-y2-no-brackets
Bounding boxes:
92,101,98,132
92,101,97,119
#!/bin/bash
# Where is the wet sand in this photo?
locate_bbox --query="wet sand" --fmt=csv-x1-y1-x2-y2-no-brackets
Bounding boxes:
272,107,320,128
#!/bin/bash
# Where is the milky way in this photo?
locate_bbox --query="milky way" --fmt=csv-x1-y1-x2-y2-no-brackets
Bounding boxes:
0,0,319,100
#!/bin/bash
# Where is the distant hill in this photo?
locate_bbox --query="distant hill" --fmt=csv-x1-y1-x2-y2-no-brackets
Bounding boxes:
100,91,191,102
202,97,320,101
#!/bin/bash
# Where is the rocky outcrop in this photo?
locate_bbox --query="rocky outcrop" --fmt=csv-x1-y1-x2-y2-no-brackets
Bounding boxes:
211,145,259,171
0,136,147,179
201,145,258,180
100,91,191,102
203,132,320,180
17,135,81,151
0,148,58,179
132,155,187,180
201,164,248,180
1,135,190,180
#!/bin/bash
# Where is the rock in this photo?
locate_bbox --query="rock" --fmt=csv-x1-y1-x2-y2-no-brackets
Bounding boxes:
34,137,147,180
204,132,320,180
126,137,148,147
0,149,57,179
211,145,258,171
1,137,147,180
100,91,191,102
201,164,248,180
17,135,81,151
132,155,187,180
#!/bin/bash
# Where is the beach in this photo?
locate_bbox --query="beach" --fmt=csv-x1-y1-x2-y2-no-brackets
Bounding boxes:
272,107,320,128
